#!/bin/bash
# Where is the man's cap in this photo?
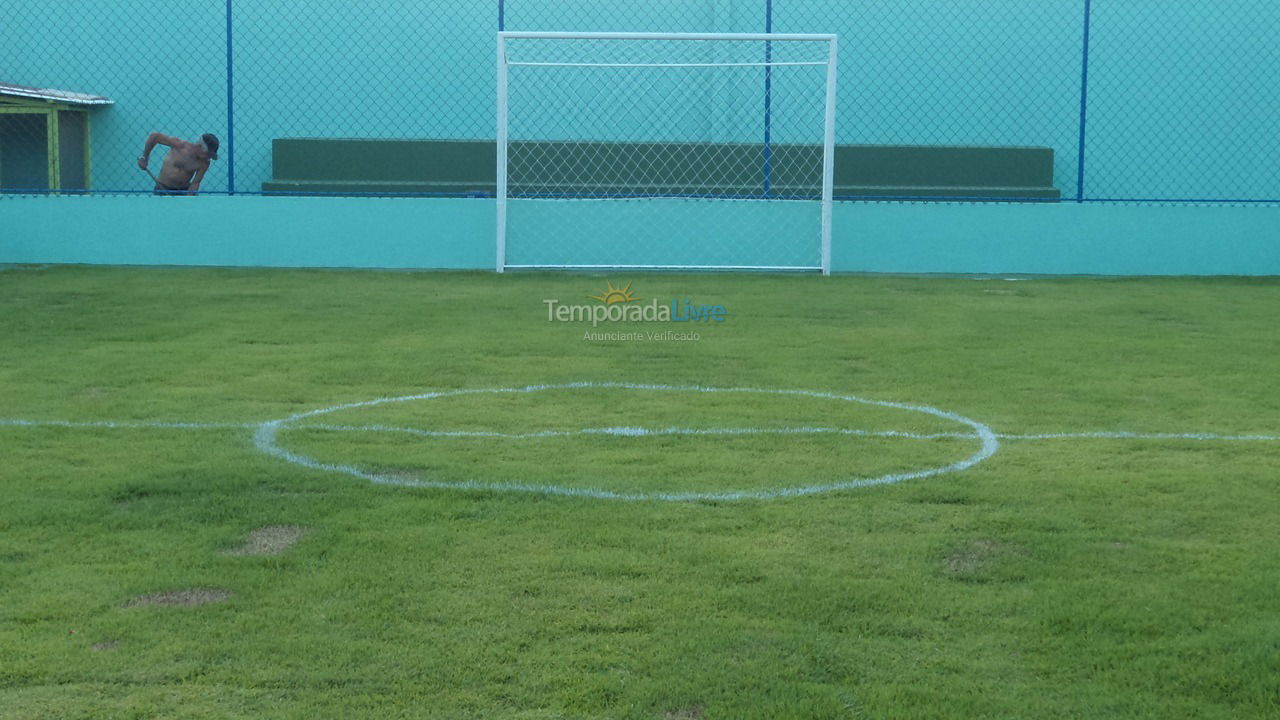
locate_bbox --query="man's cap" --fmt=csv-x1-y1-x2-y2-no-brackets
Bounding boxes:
202,133,220,160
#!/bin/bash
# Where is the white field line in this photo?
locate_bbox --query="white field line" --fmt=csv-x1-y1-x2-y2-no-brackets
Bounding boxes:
0,418,253,430
250,381,1001,501
293,424,969,440
297,425,1280,442
3,382,1276,502
1000,431,1280,441
2,418,1275,443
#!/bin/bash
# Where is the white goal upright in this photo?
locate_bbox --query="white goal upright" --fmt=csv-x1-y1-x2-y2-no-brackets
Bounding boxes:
496,31,838,274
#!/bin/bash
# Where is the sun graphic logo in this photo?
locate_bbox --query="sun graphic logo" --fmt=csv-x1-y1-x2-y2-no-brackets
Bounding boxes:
590,281,639,305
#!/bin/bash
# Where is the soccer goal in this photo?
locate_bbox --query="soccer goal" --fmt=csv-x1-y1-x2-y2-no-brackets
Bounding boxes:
496,31,838,274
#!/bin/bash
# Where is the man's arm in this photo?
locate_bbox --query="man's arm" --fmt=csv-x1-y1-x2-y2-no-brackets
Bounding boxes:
138,132,182,169
188,163,209,194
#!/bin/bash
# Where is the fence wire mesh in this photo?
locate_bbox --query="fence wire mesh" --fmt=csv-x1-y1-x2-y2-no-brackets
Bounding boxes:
1,1,1277,203
1085,0,1280,202
500,35,833,270
774,0,1086,201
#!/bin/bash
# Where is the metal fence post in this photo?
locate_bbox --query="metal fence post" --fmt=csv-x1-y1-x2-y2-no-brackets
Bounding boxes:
763,0,773,198
225,0,236,194
1075,0,1093,203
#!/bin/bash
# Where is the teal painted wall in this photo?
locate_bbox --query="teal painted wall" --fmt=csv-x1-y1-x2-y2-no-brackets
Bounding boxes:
3,196,1276,276
505,198,822,268
3,1,1277,201
229,0,498,191
1085,0,1280,200
833,202,1280,276
2,0,227,192
774,0,1085,195
0,196,491,269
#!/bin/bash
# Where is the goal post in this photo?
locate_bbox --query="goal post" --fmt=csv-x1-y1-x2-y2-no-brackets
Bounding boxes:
496,31,838,274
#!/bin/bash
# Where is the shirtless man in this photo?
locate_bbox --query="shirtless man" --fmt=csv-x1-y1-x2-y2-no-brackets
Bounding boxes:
137,133,219,195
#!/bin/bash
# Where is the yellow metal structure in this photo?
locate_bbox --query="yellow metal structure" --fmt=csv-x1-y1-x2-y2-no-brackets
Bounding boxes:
0,96,93,192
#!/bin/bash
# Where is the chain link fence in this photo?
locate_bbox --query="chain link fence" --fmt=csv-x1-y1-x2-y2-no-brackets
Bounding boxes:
500,34,834,271
2,0,1277,203
1086,0,1280,202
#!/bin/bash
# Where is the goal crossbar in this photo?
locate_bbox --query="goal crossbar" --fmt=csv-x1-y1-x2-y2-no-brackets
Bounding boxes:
508,62,829,69
498,31,837,42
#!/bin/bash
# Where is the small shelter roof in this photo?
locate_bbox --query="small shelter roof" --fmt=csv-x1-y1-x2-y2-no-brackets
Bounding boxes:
0,82,113,106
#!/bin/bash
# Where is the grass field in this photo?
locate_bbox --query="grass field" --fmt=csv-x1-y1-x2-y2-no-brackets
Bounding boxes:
1,265,1278,719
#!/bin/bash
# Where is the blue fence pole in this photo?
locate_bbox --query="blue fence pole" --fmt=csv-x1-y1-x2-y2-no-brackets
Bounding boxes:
498,0,505,31
225,0,235,194
763,0,773,198
1075,0,1093,203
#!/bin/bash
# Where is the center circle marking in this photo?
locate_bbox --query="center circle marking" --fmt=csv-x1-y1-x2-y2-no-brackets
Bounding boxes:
252,382,999,501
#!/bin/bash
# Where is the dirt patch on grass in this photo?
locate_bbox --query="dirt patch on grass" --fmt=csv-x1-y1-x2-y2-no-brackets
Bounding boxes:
663,706,704,720
222,525,309,557
944,539,1020,581
124,588,232,607
91,640,119,651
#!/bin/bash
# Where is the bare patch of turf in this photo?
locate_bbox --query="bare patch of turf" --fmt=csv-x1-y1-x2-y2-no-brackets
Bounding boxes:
663,706,705,720
124,588,232,607
222,525,309,557
91,640,118,651
943,539,1014,582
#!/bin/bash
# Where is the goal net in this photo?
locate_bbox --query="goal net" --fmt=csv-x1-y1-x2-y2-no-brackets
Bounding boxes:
496,32,838,273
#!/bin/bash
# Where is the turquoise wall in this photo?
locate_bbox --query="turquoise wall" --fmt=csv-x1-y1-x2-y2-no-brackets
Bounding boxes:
2,0,227,192
229,0,497,191
0,196,490,269
774,0,1085,195
836,202,1279,276
3,1,1277,201
1085,0,1280,200
505,198,823,269
3,196,1276,276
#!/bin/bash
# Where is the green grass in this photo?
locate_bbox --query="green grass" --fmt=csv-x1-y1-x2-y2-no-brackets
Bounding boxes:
1,265,1278,719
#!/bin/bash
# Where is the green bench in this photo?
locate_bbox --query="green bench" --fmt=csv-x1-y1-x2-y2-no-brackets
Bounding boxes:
260,138,1059,200
261,138,495,196
835,145,1059,200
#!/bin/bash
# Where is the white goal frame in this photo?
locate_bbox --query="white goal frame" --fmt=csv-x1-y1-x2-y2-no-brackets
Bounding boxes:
496,31,839,274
